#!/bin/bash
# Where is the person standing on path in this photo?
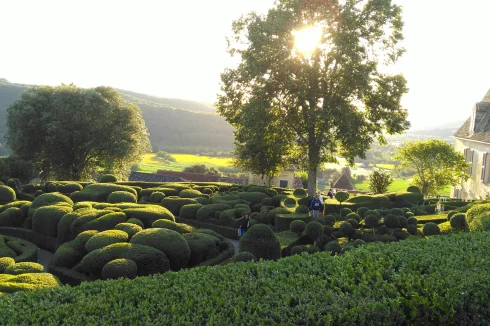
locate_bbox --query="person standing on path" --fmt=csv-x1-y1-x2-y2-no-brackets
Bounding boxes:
309,194,322,219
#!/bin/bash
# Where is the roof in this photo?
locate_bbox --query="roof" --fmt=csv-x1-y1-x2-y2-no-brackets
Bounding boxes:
454,97,490,143
482,89,490,102
331,173,356,191
129,171,184,182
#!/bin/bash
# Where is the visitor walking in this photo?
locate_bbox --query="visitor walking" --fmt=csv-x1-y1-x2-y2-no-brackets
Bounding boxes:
309,194,322,219
327,189,334,199
238,213,250,238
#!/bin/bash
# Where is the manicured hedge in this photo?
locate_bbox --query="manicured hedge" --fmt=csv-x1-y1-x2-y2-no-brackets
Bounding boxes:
123,206,175,227
275,213,310,232
0,186,16,204
107,191,137,204
238,224,280,260
182,232,220,267
32,205,74,238
1,232,489,324
0,273,61,294
70,184,137,203
161,197,198,216
345,194,392,209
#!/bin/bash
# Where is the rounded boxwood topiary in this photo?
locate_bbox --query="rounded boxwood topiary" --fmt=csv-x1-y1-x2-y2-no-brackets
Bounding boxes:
179,204,204,220
295,205,309,214
323,225,334,235
356,207,369,218
238,224,281,260
324,241,342,255
271,194,288,207
352,239,365,248
178,189,202,199
85,230,129,253
450,213,467,230
0,207,25,227
340,208,352,219
0,185,16,204
447,210,459,221
130,228,191,271
4,262,44,275
398,216,408,228
405,212,414,218
407,186,422,193
149,191,165,203
406,224,418,235
377,225,389,235
57,183,83,194
152,219,195,234
339,222,355,237
202,188,213,195
283,197,297,208
293,188,307,198
183,232,221,267
261,197,273,206
126,218,144,228
305,221,324,241
323,215,336,226
99,174,117,183
101,258,138,280
291,245,308,255
346,212,360,222
81,211,128,232
231,251,256,263
365,210,380,218
335,191,349,203
389,208,404,216
407,216,418,225
34,190,44,197
0,257,15,273
46,183,58,193
346,219,359,229
161,197,198,216
32,205,74,237
123,205,175,227
107,191,137,204
364,215,379,229
423,222,441,236
290,220,306,235
383,214,400,228
114,223,143,239
31,192,73,209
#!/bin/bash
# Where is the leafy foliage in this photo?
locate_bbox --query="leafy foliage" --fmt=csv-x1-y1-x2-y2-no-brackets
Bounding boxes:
368,170,393,194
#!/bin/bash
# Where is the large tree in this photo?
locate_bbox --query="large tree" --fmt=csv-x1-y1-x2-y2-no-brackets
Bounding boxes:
217,0,409,195
393,139,469,196
6,85,151,181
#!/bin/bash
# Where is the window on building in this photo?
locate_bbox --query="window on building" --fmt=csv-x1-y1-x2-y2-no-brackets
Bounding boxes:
482,153,490,184
465,149,475,176
280,180,288,188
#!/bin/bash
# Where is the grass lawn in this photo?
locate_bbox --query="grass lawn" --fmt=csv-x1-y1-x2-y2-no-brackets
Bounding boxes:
355,179,451,196
372,163,396,170
137,153,234,173
276,231,300,249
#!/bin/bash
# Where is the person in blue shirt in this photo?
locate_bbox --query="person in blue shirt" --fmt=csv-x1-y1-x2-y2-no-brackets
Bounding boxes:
309,194,322,219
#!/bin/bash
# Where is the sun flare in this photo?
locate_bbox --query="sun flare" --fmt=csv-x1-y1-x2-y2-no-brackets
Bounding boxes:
293,26,323,53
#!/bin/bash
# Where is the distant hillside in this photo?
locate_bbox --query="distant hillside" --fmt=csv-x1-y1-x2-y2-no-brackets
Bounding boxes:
0,79,234,153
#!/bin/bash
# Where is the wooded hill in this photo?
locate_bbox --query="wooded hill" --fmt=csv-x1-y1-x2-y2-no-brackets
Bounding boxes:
0,78,234,153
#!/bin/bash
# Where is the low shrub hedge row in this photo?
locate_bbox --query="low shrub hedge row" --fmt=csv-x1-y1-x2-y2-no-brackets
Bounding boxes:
1,232,489,324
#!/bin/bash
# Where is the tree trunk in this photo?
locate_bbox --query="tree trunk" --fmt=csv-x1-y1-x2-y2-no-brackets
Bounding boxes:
307,168,317,196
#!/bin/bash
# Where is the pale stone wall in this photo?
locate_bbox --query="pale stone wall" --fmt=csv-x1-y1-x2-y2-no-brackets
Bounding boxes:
248,171,295,188
452,138,490,199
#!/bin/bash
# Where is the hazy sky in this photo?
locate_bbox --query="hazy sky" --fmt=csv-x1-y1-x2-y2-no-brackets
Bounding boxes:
1,0,490,129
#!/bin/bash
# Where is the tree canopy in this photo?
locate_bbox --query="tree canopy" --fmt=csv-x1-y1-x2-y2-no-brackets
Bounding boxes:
368,169,393,194
393,139,469,195
217,0,409,195
6,85,151,181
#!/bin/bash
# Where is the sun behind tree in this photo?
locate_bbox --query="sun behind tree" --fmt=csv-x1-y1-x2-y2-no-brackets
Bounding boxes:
293,26,323,53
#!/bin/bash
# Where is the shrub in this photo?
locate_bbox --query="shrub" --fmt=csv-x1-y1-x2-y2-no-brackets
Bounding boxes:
295,205,309,214
4,262,44,275
236,192,268,205
231,252,256,263
179,204,204,220
161,197,198,216
183,232,221,267
293,189,307,198
99,175,117,183
101,258,138,280
393,192,424,207
239,224,280,260
57,183,83,194
140,188,180,198
346,212,360,222
377,225,389,235
123,205,175,227
335,191,349,203
114,223,143,239
196,204,232,221
0,207,25,227
291,245,308,255
261,197,273,206
131,228,191,271
32,205,74,238
81,212,128,232
405,212,414,218
339,222,355,237
398,216,408,228
34,190,43,197
346,219,359,229
305,221,324,241
406,186,422,193
364,215,379,229
407,217,418,225
31,192,73,209
71,184,137,203
450,213,467,230
346,194,392,209
0,257,15,273
356,207,369,218
406,224,418,235
282,197,297,208
339,208,352,219
323,241,342,255
76,242,170,277
447,210,459,221
69,210,112,236
202,188,213,195
271,194,288,207
126,218,144,228
147,192,164,203
383,214,400,228
390,208,404,216
323,215,336,226
290,220,306,235
0,186,16,203
85,230,129,253
152,219,195,234
423,222,441,236
107,191,137,204
178,189,202,199
46,183,58,193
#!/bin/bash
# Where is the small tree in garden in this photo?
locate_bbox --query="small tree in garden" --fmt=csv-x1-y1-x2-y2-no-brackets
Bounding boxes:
368,170,393,194
335,191,349,204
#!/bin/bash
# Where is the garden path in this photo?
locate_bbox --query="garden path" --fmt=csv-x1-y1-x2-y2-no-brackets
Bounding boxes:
228,238,238,254
38,248,54,272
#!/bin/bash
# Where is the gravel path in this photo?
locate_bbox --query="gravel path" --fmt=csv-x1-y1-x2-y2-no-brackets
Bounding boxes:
37,248,54,272
228,238,239,254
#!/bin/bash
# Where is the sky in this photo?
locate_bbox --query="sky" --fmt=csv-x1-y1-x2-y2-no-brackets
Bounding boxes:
1,0,490,130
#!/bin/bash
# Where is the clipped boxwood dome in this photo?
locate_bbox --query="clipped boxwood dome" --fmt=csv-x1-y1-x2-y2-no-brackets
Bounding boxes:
178,189,202,199
282,197,297,208
123,205,175,227
406,185,422,193
152,219,195,234
450,213,467,230
423,222,441,236
324,241,342,255
182,232,221,267
389,208,404,216
340,208,352,219
340,222,355,237
4,262,44,275
364,215,379,229
179,204,204,220
356,207,369,218
114,223,143,239
295,205,309,214
101,258,138,280
99,174,118,183
346,212,360,222
31,192,73,209
161,197,198,216
149,191,165,203
346,219,359,229
0,207,25,227
81,211,128,233
85,230,129,253
0,185,16,204
126,218,144,228
290,220,306,235
305,221,324,241
406,224,418,235
383,214,400,228
0,257,15,273
130,228,191,271
323,215,336,226
293,188,307,198
32,205,74,237
398,216,408,228
238,224,280,260
107,191,137,204
231,251,256,263
291,245,308,255
407,216,418,225
57,183,83,194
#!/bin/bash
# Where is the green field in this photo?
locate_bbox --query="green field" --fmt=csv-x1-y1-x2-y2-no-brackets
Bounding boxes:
355,179,451,196
137,153,234,173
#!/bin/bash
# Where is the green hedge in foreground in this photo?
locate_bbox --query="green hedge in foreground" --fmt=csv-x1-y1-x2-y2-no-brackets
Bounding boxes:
1,232,490,324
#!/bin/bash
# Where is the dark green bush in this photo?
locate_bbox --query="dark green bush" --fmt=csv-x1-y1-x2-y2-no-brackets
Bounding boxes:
390,208,404,216
383,214,400,228
34,190,43,197
295,205,309,214
4,262,44,275
282,197,297,208
293,189,307,198
407,216,418,225
123,205,175,227
179,204,204,219
0,237,16,258
398,216,408,228
85,230,129,252
271,194,288,207
339,222,355,237
0,186,16,204
394,191,424,207
261,197,273,206
356,207,369,218
76,242,170,277
0,207,25,227
346,218,359,229
346,212,360,222
202,188,213,195
101,258,138,280
323,215,336,226
377,225,389,235
406,224,418,235
107,191,137,204
291,245,308,255
149,191,165,203
323,241,342,255
81,212,128,232
406,185,422,193
339,208,352,219
131,228,191,271
99,175,117,183
239,224,280,260
140,188,180,198
196,204,232,221
450,213,467,230
31,192,73,209
57,183,83,194
152,219,195,233
161,197,198,216
178,189,202,198
71,184,137,203
182,232,220,267
405,212,414,218
346,194,392,209
72,230,99,251
114,223,143,239
364,215,379,229
290,220,306,235
447,210,458,221
126,218,144,228
423,222,441,236
305,221,324,241
32,205,74,238
46,183,58,193
231,252,256,263
236,192,268,205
